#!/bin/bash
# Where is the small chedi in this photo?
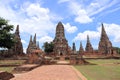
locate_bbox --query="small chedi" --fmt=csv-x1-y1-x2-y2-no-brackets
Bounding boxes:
98,23,112,55
85,35,93,53
53,22,69,56
72,42,77,54
79,42,84,55
26,34,40,54
12,25,23,55
26,34,43,64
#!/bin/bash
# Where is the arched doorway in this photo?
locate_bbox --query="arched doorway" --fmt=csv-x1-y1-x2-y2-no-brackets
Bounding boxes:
60,52,63,56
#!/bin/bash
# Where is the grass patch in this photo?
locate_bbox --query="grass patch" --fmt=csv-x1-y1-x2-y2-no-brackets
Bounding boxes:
0,67,14,73
0,60,25,65
74,59,120,80
0,60,26,73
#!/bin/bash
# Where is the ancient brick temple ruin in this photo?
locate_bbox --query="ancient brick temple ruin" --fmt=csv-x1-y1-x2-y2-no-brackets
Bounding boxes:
11,25,23,55
85,35,93,53
72,42,77,54
98,23,112,54
79,42,84,54
26,34,40,54
53,22,69,56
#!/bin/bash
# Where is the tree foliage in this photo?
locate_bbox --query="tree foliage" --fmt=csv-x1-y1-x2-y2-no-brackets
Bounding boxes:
0,17,15,49
113,47,120,54
42,42,54,54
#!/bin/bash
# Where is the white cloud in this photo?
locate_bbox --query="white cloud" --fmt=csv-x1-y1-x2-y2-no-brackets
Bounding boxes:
39,36,53,44
74,23,120,44
64,23,78,33
58,0,70,4
0,1,57,37
23,48,26,53
68,1,93,23
26,3,50,20
0,1,62,51
60,0,119,24
75,10,93,23
21,39,27,44
101,23,120,42
88,0,118,16
19,3,56,36
74,30,100,41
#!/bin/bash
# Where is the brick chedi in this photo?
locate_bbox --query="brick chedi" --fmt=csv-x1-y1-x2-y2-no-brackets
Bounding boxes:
12,25,23,55
79,42,84,54
53,22,69,56
98,23,112,54
72,42,76,54
85,35,93,53
26,34,40,54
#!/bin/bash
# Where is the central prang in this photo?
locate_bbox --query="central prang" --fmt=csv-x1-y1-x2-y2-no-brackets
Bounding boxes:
53,22,69,56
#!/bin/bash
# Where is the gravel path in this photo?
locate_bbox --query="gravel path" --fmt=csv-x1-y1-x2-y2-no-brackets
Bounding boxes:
11,62,86,80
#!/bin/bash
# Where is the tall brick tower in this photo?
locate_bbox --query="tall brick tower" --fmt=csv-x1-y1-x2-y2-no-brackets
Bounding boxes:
98,23,112,54
13,25,23,55
53,22,69,56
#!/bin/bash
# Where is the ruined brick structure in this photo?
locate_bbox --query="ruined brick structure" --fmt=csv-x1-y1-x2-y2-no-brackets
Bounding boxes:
85,35,93,53
53,22,69,56
26,34,40,54
12,25,23,55
79,42,84,54
72,42,77,54
98,23,112,54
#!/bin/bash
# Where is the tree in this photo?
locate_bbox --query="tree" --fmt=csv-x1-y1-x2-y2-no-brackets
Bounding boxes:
42,42,54,54
115,47,120,54
0,17,15,49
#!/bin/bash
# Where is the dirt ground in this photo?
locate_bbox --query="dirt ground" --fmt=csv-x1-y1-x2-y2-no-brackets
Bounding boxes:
11,61,87,80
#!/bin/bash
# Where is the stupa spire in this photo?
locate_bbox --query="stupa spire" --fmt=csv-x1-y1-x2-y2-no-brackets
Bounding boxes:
85,35,93,53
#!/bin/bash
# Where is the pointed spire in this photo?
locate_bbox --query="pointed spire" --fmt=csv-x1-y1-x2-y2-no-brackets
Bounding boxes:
98,23,112,54
37,41,40,49
57,21,64,29
79,42,84,54
72,42,76,51
85,35,93,53
58,21,63,26
101,23,109,40
33,33,36,44
87,35,90,43
30,35,32,42
28,35,33,46
15,25,19,35
13,25,23,54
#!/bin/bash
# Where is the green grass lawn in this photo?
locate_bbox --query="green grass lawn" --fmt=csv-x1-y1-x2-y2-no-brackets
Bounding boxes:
0,60,25,65
0,67,15,73
74,59,120,80
0,60,25,73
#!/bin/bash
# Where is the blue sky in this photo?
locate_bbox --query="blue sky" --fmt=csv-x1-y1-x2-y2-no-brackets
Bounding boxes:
0,0,120,52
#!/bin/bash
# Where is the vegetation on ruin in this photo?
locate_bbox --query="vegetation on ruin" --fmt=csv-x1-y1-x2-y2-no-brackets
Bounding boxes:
42,42,54,54
0,60,26,73
74,59,120,80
